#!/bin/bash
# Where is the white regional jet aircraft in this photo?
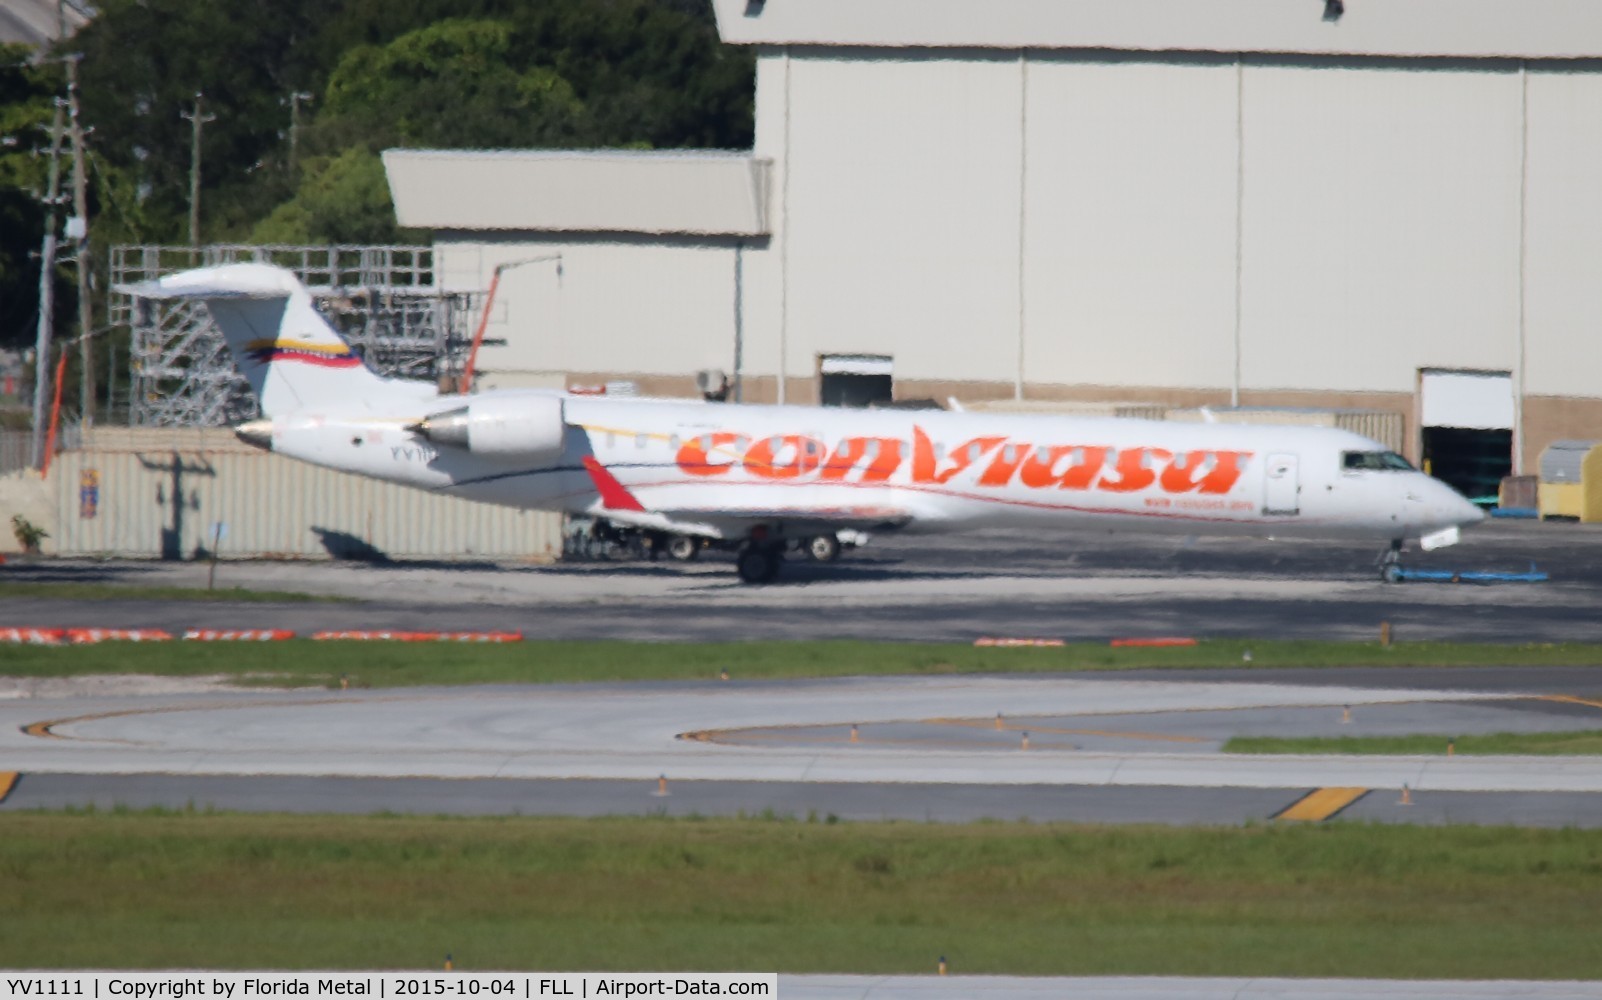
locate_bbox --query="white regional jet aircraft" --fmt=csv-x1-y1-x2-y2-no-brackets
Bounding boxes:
124,263,1484,584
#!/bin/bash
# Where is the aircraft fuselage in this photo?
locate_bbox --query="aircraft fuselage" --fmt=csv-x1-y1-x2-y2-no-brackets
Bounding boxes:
255,392,1482,546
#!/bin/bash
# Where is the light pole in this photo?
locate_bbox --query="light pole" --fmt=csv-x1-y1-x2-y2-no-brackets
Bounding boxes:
30,100,67,471
181,93,216,246
286,90,312,172
66,53,93,425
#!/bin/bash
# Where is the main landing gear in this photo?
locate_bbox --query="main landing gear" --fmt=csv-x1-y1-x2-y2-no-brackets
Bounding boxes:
736,543,784,584
804,532,842,563
666,535,702,562
735,530,859,583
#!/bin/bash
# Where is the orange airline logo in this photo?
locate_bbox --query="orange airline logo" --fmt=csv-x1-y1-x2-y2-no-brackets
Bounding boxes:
675,426,1251,496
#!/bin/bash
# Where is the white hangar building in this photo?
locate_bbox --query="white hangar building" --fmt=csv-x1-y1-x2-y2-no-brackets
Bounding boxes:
384,0,1602,502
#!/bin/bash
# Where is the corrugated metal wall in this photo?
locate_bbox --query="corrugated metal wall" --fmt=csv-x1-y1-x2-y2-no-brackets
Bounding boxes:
51,429,564,561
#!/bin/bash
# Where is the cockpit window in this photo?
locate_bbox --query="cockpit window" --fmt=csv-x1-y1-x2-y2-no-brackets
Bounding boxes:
1342,450,1414,471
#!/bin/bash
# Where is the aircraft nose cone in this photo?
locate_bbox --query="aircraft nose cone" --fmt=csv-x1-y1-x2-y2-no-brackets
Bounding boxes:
233,419,274,451
1439,482,1485,527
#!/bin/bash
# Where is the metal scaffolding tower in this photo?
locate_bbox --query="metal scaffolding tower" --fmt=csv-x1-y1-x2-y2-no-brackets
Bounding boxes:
109,244,483,427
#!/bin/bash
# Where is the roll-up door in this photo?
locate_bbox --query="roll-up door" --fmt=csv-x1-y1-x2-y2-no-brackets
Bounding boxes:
1419,369,1512,506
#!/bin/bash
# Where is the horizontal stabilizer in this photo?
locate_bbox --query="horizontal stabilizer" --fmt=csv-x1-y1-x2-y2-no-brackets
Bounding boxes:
114,263,308,301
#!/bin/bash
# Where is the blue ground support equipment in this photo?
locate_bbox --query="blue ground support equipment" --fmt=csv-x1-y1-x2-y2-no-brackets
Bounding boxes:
1382,562,1548,584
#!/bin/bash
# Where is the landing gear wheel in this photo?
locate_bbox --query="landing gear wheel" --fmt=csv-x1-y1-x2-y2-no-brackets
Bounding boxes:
736,545,782,584
1377,539,1404,583
667,536,700,562
805,533,841,562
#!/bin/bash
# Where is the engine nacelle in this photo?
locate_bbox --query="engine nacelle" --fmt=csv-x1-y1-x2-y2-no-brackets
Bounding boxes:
415,393,567,460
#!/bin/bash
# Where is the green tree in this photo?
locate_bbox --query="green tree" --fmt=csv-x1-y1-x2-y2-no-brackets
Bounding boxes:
0,43,68,351
250,147,411,245
73,0,323,244
317,19,585,150
50,0,752,271
509,0,752,148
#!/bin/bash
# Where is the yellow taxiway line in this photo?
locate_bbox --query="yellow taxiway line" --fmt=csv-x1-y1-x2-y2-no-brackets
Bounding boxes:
0,771,18,805
1276,786,1369,822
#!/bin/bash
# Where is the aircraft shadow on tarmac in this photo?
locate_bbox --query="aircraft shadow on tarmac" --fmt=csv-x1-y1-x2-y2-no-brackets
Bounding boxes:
538,556,979,585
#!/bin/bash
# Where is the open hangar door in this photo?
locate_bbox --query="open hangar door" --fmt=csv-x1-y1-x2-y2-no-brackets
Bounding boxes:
819,354,893,408
1419,368,1513,506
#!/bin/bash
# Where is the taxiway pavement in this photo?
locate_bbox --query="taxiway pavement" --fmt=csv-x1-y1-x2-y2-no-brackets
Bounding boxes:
4,673,1602,825
3,520,1600,641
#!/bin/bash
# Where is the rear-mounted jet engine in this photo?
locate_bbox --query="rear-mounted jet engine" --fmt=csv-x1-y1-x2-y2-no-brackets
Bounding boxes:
412,393,566,461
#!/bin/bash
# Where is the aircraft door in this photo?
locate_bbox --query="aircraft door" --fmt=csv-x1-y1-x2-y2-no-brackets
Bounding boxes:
1263,453,1300,515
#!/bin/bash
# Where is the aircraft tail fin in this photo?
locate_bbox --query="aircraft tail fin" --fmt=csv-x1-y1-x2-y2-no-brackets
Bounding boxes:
118,262,406,417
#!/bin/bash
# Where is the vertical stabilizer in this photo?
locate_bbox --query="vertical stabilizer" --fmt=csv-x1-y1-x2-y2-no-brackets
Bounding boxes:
119,263,399,416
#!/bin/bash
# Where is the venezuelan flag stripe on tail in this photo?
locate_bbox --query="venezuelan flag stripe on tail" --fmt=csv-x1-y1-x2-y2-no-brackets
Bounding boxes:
245,338,362,369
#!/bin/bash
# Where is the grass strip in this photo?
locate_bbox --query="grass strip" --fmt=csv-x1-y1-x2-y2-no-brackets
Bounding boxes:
3,811,1602,976
1,639,1601,688
0,581,347,603
1227,730,1602,755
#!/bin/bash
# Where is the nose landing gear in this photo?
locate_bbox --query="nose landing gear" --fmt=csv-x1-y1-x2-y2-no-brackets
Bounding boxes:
1378,539,1404,583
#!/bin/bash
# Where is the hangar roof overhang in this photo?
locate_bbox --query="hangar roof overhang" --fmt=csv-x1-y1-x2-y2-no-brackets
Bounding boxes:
383,149,772,237
711,0,1602,61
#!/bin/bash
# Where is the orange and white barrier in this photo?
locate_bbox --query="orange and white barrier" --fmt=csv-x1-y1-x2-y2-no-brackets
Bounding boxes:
1109,637,1199,648
973,637,1066,647
311,630,523,642
0,628,67,644
4,627,520,643
65,628,174,644
183,629,296,641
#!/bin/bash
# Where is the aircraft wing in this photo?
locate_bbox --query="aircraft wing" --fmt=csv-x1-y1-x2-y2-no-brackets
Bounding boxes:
581,457,915,538
656,504,914,531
